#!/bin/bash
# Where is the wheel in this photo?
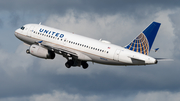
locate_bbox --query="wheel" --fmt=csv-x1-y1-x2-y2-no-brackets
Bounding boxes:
65,60,74,68
26,49,30,54
82,61,88,69
65,62,71,68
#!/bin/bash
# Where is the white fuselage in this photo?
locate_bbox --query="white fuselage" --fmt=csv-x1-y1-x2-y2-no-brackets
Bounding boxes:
15,24,157,66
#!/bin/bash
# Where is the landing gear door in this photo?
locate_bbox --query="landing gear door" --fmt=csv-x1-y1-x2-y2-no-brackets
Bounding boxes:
113,49,121,61
27,26,35,37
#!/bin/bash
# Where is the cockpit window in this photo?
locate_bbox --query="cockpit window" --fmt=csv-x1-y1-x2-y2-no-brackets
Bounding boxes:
21,26,25,30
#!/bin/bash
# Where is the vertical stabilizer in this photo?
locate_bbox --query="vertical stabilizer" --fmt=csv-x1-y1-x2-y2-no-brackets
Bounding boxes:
125,22,161,55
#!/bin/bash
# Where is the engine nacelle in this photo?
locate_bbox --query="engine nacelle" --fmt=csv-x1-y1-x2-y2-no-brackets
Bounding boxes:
27,44,55,59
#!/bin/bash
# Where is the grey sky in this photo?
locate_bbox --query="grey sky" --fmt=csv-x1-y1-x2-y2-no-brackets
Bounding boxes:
0,0,180,101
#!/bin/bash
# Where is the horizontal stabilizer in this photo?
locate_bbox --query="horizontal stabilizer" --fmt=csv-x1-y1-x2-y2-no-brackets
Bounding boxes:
155,58,173,61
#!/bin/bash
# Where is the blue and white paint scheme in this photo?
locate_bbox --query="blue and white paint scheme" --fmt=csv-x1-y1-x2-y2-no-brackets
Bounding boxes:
15,22,162,69
125,22,160,55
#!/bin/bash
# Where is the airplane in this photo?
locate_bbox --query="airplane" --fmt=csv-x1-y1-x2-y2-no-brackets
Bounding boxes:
15,21,161,69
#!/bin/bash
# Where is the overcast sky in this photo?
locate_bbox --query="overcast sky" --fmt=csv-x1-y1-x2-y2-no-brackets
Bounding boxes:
0,0,180,101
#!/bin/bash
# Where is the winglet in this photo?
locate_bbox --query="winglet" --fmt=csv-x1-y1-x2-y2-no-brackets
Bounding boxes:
151,48,159,52
125,22,161,55
38,40,43,43
155,48,159,52
35,40,43,45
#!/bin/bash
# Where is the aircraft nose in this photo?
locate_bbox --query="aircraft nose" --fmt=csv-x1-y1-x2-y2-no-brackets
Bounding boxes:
14,29,21,38
15,28,20,34
14,30,18,37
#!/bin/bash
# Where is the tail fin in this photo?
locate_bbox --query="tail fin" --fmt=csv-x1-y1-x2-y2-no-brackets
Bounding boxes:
125,22,161,55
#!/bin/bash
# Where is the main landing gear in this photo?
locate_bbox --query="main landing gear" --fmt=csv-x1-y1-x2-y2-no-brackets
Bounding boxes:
81,61,88,69
65,60,74,68
65,60,89,69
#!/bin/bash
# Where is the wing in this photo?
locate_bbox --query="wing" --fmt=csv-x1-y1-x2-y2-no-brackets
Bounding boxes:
35,40,92,61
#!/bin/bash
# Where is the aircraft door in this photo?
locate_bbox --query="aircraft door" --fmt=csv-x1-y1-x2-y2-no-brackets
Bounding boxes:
113,49,121,61
27,26,35,37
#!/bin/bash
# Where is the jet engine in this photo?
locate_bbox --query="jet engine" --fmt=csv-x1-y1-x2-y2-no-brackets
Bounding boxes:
26,44,55,59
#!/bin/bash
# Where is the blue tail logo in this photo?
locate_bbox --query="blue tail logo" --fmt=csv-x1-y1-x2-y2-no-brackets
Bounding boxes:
125,22,161,55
